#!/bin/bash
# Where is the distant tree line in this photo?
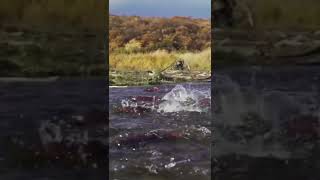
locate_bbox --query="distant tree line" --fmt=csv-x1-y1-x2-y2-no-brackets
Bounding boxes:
109,15,211,52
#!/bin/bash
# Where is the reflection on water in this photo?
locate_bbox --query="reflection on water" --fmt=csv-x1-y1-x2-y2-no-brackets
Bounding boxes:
109,83,211,180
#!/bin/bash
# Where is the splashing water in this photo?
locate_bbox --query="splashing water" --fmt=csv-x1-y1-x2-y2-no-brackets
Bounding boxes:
39,120,63,146
157,84,211,113
121,99,138,108
214,72,320,159
109,83,211,179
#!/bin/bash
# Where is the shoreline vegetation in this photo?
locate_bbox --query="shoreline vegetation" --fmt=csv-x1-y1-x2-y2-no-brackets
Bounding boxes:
0,0,105,78
109,15,211,86
0,0,105,31
214,29,320,66
232,0,320,30
109,49,211,86
214,0,320,66
110,49,211,72
0,26,105,77
1,1,320,81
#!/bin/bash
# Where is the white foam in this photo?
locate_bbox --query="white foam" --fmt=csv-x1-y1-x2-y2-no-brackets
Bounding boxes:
157,85,211,113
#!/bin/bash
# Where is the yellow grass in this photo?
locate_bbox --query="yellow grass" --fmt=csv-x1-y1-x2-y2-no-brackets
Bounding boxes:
177,48,211,71
245,0,320,29
109,48,211,72
0,0,105,30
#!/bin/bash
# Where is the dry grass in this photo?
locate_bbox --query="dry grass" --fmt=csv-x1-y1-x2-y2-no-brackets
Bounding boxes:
109,48,211,72
244,0,320,29
177,48,211,71
0,0,105,31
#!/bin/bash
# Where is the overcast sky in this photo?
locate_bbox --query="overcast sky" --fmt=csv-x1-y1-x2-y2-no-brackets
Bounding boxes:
110,0,211,18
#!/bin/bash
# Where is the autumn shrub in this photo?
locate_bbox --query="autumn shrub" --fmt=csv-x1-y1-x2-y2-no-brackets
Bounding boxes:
109,15,211,73
109,15,211,52
124,39,142,53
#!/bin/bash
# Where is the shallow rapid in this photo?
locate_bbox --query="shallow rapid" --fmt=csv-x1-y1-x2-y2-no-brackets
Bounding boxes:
109,83,211,180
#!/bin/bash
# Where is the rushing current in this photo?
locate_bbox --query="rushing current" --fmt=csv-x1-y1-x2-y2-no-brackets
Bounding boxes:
0,79,107,179
213,66,320,179
109,83,212,180
1,66,320,179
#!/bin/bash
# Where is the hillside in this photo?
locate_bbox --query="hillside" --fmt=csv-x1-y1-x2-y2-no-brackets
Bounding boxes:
109,15,211,52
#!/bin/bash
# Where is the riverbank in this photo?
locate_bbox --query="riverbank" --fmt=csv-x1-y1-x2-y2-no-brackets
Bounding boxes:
109,48,211,86
0,25,105,77
110,48,211,71
214,29,320,66
109,70,211,86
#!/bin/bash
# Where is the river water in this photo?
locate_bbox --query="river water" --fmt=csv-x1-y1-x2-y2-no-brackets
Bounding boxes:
109,83,211,180
213,66,320,179
0,78,107,179
0,66,319,179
